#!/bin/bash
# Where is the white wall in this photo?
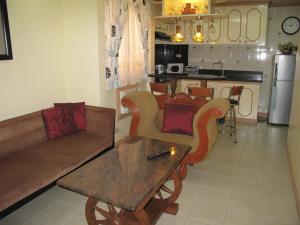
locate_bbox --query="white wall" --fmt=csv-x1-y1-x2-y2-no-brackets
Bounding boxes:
0,0,67,121
267,6,300,51
287,36,300,215
0,0,145,142
62,0,101,106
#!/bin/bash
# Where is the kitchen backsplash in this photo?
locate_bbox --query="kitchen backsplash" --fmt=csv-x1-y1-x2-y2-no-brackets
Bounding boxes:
188,44,275,113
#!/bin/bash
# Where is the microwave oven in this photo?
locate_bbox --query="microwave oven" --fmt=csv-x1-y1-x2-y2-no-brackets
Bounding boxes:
166,63,184,74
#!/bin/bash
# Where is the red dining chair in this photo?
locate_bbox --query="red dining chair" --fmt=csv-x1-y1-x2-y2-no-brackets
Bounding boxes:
149,82,170,109
188,87,214,110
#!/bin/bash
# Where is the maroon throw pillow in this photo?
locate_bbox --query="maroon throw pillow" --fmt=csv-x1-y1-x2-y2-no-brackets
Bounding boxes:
41,107,78,140
161,103,195,136
54,102,86,130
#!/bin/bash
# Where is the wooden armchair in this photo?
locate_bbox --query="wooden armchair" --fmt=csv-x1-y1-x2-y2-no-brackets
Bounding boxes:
121,91,230,178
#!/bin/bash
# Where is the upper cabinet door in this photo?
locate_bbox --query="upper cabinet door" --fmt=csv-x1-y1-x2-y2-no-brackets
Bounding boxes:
245,5,268,46
245,8,262,43
226,8,243,43
206,9,223,43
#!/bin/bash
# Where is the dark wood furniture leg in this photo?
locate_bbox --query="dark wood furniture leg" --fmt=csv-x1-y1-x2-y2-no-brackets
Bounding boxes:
85,170,182,225
200,80,208,87
170,79,178,97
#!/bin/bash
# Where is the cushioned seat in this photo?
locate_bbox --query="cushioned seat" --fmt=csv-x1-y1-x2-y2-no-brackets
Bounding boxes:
122,91,230,178
0,132,111,212
0,105,115,213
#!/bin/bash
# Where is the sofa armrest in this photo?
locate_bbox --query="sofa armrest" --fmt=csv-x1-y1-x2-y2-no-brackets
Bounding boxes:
188,98,229,164
85,106,116,142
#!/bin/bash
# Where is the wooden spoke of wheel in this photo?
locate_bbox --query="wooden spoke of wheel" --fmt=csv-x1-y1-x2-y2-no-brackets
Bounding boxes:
158,170,182,203
85,197,126,225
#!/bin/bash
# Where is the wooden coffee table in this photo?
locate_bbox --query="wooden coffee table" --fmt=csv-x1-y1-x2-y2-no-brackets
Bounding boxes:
57,137,190,225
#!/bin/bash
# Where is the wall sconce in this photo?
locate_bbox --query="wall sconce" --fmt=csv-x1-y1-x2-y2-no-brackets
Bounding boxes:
193,24,204,43
173,20,184,43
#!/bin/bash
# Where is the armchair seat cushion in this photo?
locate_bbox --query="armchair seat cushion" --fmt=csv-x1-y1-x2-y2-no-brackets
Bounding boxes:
141,127,193,147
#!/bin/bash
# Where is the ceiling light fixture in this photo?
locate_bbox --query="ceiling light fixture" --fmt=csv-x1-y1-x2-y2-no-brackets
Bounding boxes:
192,19,204,43
173,19,184,43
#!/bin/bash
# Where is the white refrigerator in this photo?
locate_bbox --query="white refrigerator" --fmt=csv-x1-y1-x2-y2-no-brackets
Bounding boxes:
269,54,296,125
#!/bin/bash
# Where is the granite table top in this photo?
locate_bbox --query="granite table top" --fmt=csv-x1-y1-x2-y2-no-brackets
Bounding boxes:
57,137,190,211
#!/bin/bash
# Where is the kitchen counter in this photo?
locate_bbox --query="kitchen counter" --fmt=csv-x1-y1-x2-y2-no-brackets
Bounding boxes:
149,69,263,98
149,69,263,84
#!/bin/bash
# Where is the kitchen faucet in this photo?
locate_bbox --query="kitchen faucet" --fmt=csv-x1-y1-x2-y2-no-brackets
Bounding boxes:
213,60,224,76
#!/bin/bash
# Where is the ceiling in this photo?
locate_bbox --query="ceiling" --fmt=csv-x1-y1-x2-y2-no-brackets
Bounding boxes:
214,0,300,7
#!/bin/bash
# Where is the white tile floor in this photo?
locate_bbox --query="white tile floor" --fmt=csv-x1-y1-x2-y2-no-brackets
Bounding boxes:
1,123,299,225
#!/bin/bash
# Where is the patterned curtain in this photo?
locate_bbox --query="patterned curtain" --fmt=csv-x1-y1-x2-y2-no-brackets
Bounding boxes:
133,0,151,80
105,0,151,90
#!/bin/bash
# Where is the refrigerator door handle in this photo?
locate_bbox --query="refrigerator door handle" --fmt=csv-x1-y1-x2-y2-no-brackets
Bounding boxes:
272,86,277,111
274,63,278,87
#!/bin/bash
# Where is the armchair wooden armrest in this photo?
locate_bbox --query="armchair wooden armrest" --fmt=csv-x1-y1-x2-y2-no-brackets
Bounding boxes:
189,98,229,164
120,97,141,137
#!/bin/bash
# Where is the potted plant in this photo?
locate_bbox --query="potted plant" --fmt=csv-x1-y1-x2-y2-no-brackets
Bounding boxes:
278,42,298,55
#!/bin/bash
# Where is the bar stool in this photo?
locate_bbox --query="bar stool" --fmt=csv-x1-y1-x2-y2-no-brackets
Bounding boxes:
149,82,170,109
188,87,214,109
228,86,244,143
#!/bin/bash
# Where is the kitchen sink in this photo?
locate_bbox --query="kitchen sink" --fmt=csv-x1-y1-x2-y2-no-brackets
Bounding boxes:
197,69,263,82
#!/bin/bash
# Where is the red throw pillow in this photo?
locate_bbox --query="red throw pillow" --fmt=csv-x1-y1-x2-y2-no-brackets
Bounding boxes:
54,102,86,130
41,107,78,140
161,103,195,136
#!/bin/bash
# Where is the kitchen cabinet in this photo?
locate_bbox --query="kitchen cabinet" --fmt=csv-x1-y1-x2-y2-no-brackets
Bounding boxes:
179,80,260,121
221,5,268,45
213,81,260,121
180,80,201,93
153,4,268,46
206,9,224,44
243,5,268,45
225,8,243,43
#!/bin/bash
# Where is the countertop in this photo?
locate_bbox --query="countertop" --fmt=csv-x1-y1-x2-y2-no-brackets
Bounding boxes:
149,69,263,83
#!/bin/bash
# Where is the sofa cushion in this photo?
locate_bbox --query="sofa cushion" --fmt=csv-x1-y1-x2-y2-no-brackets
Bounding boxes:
41,107,78,140
54,102,86,130
162,103,195,136
0,132,112,212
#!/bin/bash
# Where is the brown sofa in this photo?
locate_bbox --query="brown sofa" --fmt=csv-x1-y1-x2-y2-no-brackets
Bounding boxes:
0,105,115,213
121,91,229,178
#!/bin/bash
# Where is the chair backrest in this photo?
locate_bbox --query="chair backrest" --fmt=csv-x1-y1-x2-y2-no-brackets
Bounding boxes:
165,92,193,105
188,87,214,100
149,82,170,109
149,82,168,94
229,86,244,103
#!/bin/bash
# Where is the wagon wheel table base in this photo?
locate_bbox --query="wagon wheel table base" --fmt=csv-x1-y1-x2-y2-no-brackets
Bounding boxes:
58,137,189,225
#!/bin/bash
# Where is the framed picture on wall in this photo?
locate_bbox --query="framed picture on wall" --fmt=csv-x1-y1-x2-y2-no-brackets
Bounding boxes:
0,0,12,60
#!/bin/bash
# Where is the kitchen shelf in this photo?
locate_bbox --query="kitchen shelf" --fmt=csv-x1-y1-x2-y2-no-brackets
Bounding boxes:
153,14,228,21
151,0,271,7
